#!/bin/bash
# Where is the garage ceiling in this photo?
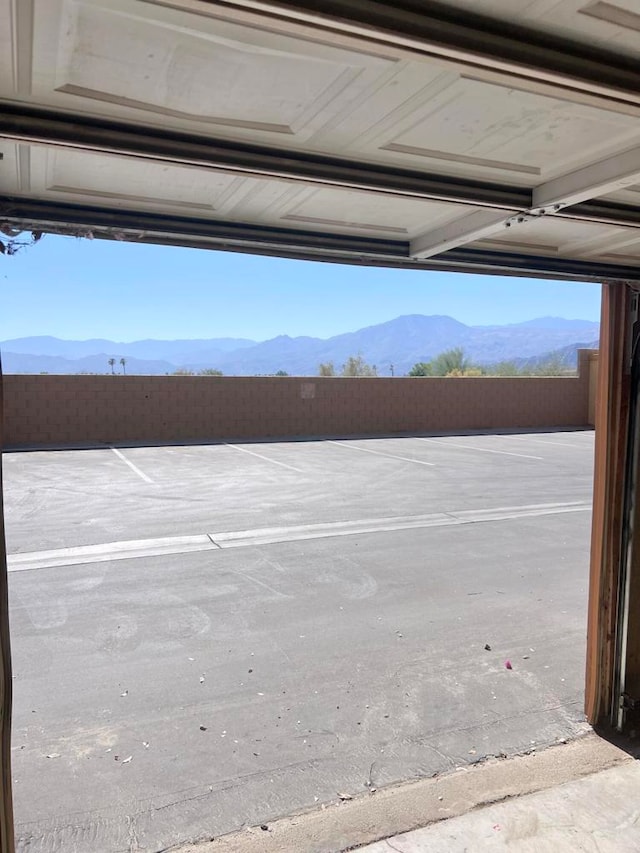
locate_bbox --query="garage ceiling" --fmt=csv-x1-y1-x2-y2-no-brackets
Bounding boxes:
2,0,640,279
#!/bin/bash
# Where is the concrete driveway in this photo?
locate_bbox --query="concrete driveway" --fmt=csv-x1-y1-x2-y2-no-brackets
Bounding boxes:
3,430,594,852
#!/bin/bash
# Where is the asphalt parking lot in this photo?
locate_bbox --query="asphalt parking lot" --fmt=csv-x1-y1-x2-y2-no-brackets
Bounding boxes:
3,430,595,852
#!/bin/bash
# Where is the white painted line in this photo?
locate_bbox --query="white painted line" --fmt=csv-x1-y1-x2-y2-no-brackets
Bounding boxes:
8,500,591,572
224,443,303,473
211,512,455,547
449,501,590,523
213,501,590,547
110,447,154,483
413,436,543,460
7,534,216,572
328,440,435,466
505,435,589,450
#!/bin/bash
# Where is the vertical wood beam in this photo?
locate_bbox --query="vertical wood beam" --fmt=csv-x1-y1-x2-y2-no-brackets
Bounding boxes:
0,356,15,853
585,281,631,726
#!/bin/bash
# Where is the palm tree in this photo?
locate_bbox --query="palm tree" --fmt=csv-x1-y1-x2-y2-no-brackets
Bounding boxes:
120,357,127,375
108,357,116,375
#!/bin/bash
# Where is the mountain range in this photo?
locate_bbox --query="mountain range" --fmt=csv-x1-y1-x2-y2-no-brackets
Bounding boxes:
0,315,600,376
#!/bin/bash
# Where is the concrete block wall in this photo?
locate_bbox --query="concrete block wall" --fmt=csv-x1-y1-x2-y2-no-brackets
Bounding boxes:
2,350,595,448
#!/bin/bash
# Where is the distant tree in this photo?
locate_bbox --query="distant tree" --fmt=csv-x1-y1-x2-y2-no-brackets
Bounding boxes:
487,360,523,376
108,357,116,375
533,354,571,376
341,354,377,377
119,357,127,375
445,367,485,377
318,362,335,377
274,369,289,376
172,368,195,376
408,361,433,377
199,368,223,376
430,348,471,376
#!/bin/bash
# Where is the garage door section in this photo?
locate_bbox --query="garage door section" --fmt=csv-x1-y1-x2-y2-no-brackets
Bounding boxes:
1,0,640,279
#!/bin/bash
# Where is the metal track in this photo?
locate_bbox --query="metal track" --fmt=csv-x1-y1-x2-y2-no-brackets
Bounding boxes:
0,105,527,211
4,196,640,281
207,0,640,107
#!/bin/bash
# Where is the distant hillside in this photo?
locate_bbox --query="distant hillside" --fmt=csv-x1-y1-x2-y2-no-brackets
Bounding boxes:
0,352,175,375
1,315,600,376
512,340,600,372
1,335,255,361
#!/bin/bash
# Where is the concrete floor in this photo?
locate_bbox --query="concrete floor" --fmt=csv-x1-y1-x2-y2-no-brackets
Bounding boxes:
188,733,637,853
2,430,595,852
359,758,640,853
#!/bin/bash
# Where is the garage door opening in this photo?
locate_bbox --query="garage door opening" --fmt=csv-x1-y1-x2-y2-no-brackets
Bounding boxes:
0,238,603,851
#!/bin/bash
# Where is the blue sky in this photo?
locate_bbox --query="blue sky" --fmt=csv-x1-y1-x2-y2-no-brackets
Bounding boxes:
0,235,602,342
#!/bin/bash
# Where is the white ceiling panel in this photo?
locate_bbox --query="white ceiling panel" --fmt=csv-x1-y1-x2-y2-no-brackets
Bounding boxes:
0,142,21,194
367,78,640,183
603,242,640,261
273,187,466,237
1,143,470,239
12,0,397,146
474,215,619,256
31,147,242,214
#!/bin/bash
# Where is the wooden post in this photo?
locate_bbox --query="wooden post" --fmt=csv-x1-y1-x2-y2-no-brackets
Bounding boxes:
0,356,15,853
585,282,631,726
588,352,599,428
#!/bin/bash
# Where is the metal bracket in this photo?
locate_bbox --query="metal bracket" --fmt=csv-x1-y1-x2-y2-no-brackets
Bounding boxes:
621,693,640,712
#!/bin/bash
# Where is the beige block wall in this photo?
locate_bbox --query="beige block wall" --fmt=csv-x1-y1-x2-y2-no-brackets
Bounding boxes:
2,350,595,448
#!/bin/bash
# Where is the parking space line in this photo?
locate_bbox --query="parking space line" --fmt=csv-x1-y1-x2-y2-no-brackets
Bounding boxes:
110,447,154,483
327,440,435,466
413,436,543,460
224,443,304,473
505,435,589,449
